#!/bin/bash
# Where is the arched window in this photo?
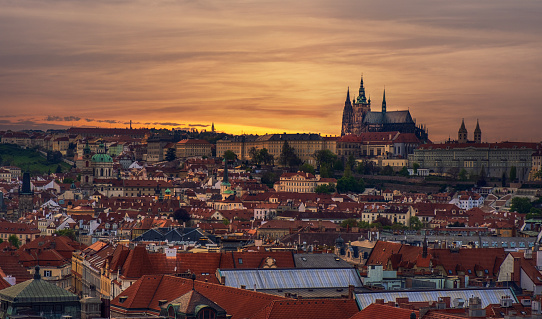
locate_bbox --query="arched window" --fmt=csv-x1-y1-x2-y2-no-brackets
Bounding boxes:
101,168,104,176
85,161,89,167
85,176,89,183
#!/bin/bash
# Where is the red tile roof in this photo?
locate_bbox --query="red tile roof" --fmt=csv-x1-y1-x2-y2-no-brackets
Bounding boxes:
250,299,359,319
348,303,417,319
111,274,286,318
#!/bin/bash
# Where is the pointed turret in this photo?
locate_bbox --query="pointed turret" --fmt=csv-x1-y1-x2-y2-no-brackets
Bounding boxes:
474,119,481,143
382,88,387,113
458,119,468,143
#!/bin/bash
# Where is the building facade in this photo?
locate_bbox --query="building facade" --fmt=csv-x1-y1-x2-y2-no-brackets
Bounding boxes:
408,142,538,181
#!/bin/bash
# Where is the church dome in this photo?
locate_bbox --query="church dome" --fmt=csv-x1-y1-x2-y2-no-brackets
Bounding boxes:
91,153,113,163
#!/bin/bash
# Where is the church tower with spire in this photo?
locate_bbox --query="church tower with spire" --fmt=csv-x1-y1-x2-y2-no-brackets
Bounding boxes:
458,119,468,143
474,119,481,143
341,88,354,136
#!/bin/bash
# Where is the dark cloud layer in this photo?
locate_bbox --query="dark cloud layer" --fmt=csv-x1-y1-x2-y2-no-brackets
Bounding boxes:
0,0,541,141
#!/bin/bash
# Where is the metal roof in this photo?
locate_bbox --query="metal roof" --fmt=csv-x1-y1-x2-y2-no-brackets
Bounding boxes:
354,287,517,309
218,268,363,290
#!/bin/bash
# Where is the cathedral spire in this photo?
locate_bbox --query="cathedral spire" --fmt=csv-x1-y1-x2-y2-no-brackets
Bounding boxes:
382,88,386,113
356,74,367,104
346,87,350,104
458,119,468,143
341,87,354,136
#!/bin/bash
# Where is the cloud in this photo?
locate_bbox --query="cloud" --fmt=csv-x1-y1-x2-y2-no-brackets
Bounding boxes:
152,122,183,126
63,116,81,121
188,124,209,127
45,115,63,121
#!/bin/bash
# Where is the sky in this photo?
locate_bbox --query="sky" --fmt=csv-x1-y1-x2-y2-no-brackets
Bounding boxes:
1,0,541,142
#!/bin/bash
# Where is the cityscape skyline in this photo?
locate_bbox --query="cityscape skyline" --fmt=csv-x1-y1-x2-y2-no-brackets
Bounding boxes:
1,0,541,142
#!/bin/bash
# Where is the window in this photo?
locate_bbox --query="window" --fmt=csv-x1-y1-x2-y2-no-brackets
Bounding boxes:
197,308,216,319
43,270,52,277
238,258,243,264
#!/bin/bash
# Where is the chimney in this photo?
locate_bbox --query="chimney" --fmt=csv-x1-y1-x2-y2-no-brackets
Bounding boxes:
348,285,355,299
375,299,385,305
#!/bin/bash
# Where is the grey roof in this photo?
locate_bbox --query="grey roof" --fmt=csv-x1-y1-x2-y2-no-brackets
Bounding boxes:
218,268,363,290
134,227,216,245
354,288,517,309
294,253,353,268
0,278,79,303
363,110,414,125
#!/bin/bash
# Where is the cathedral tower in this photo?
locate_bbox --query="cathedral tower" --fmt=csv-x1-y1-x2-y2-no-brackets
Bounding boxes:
474,119,481,143
18,172,34,217
458,119,468,143
341,88,353,136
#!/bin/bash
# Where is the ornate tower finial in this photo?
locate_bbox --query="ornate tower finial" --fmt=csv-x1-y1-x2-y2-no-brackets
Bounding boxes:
356,74,367,104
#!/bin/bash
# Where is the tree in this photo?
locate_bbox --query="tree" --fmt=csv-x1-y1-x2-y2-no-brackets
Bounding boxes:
55,229,77,241
341,218,358,228
381,165,394,176
374,216,392,227
8,234,20,248
337,168,365,193
313,150,337,168
510,197,532,214
501,171,507,187
173,208,191,224
409,216,423,230
476,166,487,187
165,148,176,161
279,141,301,168
458,169,468,181
333,159,344,172
223,150,237,161
510,166,517,182
259,148,274,165
526,207,542,220
412,162,420,175
299,163,315,175
261,171,278,188
535,169,542,180
249,147,259,164
55,165,63,174
314,183,336,194
398,166,409,177
346,155,356,171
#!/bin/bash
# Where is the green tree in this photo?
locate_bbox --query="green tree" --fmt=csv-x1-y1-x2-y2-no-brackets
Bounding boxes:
249,147,259,164
223,150,237,161
409,216,423,230
8,234,20,248
334,159,344,172
279,141,301,168
510,166,517,182
412,162,420,174
398,166,409,177
526,207,542,220
346,155,356,171
55,164,62,174
477,166,487,187
535,169,542,180
341,218,358,228
55,229,77,241
259,148,274,165
459,169,468,181
337,168,365,193
381,165,394,176
222,218,230,226
261,171,278,188
173,208,191,224
314,183,336,194
502,171,507,187
313,149,337,168
165,148,176,161
299,163,315,175
510,197,532,214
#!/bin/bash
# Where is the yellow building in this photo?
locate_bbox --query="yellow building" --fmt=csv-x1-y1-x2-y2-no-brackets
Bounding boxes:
176,139,212,158
273,171,336,193
217,133,338,165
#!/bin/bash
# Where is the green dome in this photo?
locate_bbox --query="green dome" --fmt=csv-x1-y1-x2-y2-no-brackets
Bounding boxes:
91,153,113,163
165,188,171,194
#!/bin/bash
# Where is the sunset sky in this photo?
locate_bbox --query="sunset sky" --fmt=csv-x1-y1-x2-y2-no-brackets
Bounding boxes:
1,0,541,142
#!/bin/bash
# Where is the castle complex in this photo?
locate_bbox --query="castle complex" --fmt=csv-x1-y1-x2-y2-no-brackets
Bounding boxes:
341,76,429,142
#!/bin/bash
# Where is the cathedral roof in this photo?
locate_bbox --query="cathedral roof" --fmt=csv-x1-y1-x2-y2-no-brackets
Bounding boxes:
362,110,414,125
